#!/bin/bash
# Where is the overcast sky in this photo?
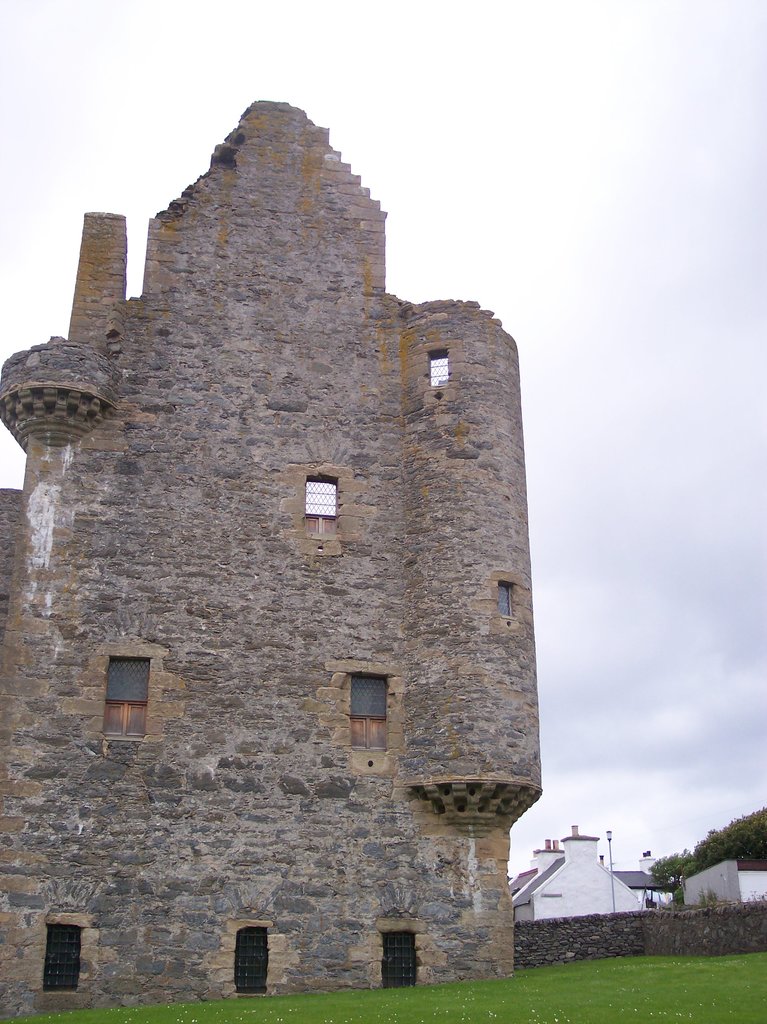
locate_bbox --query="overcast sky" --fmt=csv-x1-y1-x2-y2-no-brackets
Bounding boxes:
1,1,765,880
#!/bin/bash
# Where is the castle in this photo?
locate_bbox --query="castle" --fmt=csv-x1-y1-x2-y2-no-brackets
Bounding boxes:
0,102,541,1017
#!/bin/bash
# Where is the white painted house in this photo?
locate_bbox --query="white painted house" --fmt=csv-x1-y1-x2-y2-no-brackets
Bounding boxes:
684,860,767,905
510,826,639,921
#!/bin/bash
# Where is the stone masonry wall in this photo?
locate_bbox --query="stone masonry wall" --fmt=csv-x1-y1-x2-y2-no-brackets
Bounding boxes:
0,103,540,1017
514,903,767,969
643,901,767,956
514,912,645,969
0,489,21,646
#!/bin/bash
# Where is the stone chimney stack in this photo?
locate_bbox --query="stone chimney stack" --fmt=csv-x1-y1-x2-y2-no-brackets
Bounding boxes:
639,850,656,873
68,212,127,352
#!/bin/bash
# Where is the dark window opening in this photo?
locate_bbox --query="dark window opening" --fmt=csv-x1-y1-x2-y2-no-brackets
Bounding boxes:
104,657,149,737
235,927,268,993
43,924,81,991
382,931,416,988
429,351,449,387
497,582,514,617
306,478,337,536
350,675,387,750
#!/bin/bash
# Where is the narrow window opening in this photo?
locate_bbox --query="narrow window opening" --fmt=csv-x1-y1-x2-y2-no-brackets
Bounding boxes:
497,582,514,618
429,351,449,387
350,675,387,750
382,931,416,988
43,924,81,991
234,927,268,994
305,478,337,536
104,657,149,737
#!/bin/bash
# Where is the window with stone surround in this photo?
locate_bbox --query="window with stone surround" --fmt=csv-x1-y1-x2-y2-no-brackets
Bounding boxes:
305,478,337,536
103,657,150,737
234,926,269,993
43,924,82,990
497,581,514,618
350,675,387,749
429,350,449,387
381,931,416,987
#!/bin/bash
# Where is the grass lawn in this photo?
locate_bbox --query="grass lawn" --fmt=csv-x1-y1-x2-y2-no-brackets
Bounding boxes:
10,953,767,1024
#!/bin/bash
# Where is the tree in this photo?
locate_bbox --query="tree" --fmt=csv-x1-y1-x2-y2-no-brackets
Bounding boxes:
691,807,767,873
651,851,695,902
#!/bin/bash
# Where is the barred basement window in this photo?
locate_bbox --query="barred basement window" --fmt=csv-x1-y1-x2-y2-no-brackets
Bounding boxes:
350,675,387,750
382,931,416,988
498,581,514,617
305,478,337,536
429,350,449,387
104,657,150,737
234,927,268,993
43,924,81,991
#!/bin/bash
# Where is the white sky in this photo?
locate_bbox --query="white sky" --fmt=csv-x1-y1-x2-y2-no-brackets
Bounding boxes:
1,1,765,880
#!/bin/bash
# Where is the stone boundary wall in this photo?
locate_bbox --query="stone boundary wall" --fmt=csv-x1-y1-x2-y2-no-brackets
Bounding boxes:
643,901,767,956
514,902,767,969
514,912,645,969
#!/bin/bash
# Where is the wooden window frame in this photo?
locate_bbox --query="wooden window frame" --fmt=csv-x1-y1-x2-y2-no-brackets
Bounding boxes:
350,675,387,750
103,657,150,738
103,700,147,737
305,477,338,536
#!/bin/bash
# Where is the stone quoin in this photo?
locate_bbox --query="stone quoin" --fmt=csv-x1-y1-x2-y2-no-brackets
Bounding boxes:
0,102,541,1016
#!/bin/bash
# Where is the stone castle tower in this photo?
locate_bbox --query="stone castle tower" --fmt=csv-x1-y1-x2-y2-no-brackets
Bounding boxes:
0,102,541,1016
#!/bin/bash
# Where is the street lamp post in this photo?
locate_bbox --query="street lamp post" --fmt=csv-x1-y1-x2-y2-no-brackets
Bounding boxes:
606,830,616,913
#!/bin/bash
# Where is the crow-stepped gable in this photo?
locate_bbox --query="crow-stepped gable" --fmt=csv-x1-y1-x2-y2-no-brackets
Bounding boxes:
0,101,541,1017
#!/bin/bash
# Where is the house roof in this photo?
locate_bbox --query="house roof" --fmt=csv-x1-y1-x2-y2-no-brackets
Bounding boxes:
512,856,565,907
686,859,767,882
614,870,666,891
509,868,536,894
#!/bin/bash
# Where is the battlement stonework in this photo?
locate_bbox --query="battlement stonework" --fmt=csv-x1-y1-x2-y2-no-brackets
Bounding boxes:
0,102,540,1017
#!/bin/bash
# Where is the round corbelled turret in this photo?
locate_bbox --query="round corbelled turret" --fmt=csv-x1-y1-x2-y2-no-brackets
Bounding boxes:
408,777,541,834
0,337,119,449
399,299,542,830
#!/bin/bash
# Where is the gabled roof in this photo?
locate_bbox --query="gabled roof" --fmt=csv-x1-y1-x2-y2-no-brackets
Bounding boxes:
614,870,665,891
509,868,536,894
512,856,565,907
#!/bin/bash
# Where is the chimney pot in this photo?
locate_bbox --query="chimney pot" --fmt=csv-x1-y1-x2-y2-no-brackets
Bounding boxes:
571,825,579,837
545,839,551,850
643,850,651,857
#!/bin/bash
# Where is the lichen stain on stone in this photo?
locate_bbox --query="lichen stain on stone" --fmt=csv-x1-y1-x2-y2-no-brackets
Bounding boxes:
301,147,322,192
398,331,413,382
454,421,470,444
26,480,60,570
466,837,484,914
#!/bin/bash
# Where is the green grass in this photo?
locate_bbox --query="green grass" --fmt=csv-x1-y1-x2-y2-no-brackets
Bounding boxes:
12,954,767,1024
